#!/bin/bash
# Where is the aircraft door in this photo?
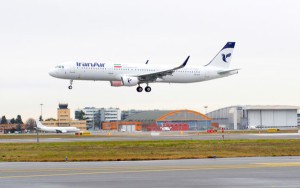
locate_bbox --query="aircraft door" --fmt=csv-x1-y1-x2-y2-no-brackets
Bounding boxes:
204,70,210,80
69,65,80,79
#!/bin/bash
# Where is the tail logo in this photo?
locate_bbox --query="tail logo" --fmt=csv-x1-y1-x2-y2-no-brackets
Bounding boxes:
222,53,231,63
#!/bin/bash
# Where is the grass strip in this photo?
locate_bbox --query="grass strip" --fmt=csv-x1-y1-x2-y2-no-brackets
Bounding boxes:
0,139,300,162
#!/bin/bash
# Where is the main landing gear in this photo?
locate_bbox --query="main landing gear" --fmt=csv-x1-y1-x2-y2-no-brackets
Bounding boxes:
136,86,143,92
145,86,151,92
68,80,73,90
136,85,151,92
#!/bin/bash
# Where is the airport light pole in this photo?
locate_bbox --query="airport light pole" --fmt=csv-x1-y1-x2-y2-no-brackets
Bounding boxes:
36,126,39,143
204,106,208,131
40,104,43,121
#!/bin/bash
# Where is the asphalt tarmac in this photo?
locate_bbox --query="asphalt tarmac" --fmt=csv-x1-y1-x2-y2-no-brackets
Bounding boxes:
0,157,299,188
0,132,299,143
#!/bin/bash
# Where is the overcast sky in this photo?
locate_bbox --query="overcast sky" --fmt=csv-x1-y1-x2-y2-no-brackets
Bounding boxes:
0,0,300,120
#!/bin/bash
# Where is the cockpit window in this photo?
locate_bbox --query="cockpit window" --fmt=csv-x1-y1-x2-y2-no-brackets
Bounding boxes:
55,65,64,69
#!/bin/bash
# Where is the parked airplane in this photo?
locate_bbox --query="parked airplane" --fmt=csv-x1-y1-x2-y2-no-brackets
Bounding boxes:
36,120,80,133
49,42,238,92
161,127,171,131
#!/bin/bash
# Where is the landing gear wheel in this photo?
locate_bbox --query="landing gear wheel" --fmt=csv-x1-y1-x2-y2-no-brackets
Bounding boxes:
68,80,73,90
136,86,143,92
145,86,151,92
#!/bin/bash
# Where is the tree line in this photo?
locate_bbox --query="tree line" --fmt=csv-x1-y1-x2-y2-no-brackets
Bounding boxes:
0,115,23,124
0,115,37,133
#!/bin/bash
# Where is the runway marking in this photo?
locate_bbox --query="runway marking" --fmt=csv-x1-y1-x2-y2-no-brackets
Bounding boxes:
0,164,266,173
256,162,300,166
0,162,300,179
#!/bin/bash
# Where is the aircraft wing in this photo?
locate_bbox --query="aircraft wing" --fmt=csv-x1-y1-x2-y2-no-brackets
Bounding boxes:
136,56,190,83
55,129,63,133
55,129,68,133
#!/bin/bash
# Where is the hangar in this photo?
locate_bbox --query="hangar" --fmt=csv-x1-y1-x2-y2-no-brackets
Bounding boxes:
206,105,299,130
124,109,211,131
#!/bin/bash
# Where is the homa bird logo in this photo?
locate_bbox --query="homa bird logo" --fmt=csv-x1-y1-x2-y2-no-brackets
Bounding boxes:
127,78,132,83
222,53,231,63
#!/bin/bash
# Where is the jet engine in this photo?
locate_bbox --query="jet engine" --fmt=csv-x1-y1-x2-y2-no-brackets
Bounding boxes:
110,81,124,87
121,76,139,86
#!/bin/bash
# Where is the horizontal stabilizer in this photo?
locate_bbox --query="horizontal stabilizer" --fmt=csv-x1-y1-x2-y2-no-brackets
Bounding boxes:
218,69,239,75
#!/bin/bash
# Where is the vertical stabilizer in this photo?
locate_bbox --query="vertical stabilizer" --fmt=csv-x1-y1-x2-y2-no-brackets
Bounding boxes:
36,120,45,128
205,42,235,68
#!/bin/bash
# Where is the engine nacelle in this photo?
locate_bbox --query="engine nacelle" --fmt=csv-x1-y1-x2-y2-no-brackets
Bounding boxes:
110,81,124,87
121,76,139,86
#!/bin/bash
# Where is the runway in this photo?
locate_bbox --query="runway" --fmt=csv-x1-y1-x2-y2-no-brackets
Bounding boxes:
0,132,299,143
1,157,300,188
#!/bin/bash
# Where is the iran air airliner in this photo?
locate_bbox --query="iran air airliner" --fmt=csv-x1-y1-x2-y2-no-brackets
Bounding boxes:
49,42,238,92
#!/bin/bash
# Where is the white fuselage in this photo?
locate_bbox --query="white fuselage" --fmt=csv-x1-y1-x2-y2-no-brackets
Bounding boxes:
36,121,80,133
38,126,80,133
49,62,237,84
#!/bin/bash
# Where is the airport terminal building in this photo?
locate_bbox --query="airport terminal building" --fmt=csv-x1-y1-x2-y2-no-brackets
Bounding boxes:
43,104,87,131
124,109,211,131
206,105,299,130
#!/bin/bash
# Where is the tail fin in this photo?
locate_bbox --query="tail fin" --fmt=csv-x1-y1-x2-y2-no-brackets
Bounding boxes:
205,42,235,68
35,120,45,128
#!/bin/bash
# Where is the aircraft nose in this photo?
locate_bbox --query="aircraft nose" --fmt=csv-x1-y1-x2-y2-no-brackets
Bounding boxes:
48,69,57,77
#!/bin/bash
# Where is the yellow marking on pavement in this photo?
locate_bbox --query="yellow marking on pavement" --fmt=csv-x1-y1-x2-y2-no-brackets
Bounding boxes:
0,166,262,179
0,165,257,173
256,162,300,167
0,162,299,179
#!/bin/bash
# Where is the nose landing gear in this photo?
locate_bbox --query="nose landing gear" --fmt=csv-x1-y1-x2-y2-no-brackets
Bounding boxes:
68,80,73,89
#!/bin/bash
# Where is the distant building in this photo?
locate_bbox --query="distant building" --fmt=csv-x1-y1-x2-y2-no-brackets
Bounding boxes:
75,107,121,130
121,110,144,120
100,108,121,122
0,124,26,134
102,121,142,132
124,109,211,131
76,107,101,130
207,105,299,130
43,103,86,130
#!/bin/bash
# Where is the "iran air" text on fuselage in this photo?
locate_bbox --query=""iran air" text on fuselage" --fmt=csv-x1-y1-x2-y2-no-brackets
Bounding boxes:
76,62,105,67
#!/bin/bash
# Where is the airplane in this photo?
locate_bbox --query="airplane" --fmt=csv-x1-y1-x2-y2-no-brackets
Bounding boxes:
36,120,80,133
49,42,238,92
248,125,262,130
161,127,171,131
248,125,271,130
